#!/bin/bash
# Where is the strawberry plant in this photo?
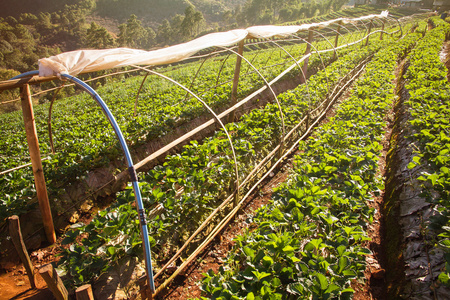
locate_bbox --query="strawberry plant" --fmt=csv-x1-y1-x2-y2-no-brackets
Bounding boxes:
403,18,450,286
200,27,421,299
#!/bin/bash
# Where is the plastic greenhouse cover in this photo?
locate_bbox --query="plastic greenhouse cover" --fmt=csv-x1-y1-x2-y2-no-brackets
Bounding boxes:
38,12,388,77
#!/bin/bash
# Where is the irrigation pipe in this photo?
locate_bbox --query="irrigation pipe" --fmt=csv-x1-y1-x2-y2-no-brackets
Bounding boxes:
1,68,144,105
58,73,157,293
6,71,158,292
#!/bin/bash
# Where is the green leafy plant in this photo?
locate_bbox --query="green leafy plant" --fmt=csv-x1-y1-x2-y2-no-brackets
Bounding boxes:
200,26,422,299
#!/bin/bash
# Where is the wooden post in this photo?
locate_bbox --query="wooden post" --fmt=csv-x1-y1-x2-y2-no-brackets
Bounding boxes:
229,40,244,208
8,215,36,289
380,21,385,40
301,30,314,84
332,26,341,60
20,84,56,244
76,284,94,300
365,21,373,46
39,264,69,300
229,40,245,123
427,18,433,31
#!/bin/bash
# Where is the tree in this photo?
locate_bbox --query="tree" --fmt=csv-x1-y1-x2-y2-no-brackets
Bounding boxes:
146,27,156,48
85,22,115,49
222,10,233,25
156,19,173,45
180,5,205,39
37,12,53,31
0,68,21,113
169,14,184,43
118,14,153,49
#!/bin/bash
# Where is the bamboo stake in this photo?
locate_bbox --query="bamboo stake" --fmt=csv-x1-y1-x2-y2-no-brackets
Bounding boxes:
39,264,69,300
0,75,56,92
229,40,245,123
230,40,245,208
138,276,153,300
75,284,95,300
380,21,385,40
301,30,314,83
0,157,51,176
333,26,341,60
8,215,36,289
20,84,56,244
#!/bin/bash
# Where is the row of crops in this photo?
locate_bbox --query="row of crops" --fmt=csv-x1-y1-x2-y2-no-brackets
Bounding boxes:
0,37,320,219
53,23,409,287
400,19,450,290
0,19,390,222
198,22,427,299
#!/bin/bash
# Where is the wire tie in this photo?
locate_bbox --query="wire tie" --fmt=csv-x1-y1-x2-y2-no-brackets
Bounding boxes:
128,166,138,182
139,209,147,225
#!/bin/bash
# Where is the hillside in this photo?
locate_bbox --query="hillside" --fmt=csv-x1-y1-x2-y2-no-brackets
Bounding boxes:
0,0,246,29
0,0,354,84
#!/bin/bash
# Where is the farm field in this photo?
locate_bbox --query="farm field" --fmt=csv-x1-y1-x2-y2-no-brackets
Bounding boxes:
1,6,449,300
197,19,450,300
0,33,345,222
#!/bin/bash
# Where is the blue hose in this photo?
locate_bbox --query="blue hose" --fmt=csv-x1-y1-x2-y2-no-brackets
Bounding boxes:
10,71,156,292
10,70,39,80
61,74,156,292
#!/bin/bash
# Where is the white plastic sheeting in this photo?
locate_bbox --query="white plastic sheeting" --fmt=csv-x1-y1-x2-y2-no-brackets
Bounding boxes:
39,12,389,77
246,11,389,39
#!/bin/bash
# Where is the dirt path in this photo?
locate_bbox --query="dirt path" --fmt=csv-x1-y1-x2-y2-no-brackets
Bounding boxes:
0,265,53,299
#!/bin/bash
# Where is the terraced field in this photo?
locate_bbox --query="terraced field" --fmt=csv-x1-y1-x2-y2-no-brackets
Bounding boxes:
2,8,449,300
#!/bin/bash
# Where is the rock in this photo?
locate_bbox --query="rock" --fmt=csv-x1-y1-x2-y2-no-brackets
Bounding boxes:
69,211,80,224
80,200,93,213
16,281,25,286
